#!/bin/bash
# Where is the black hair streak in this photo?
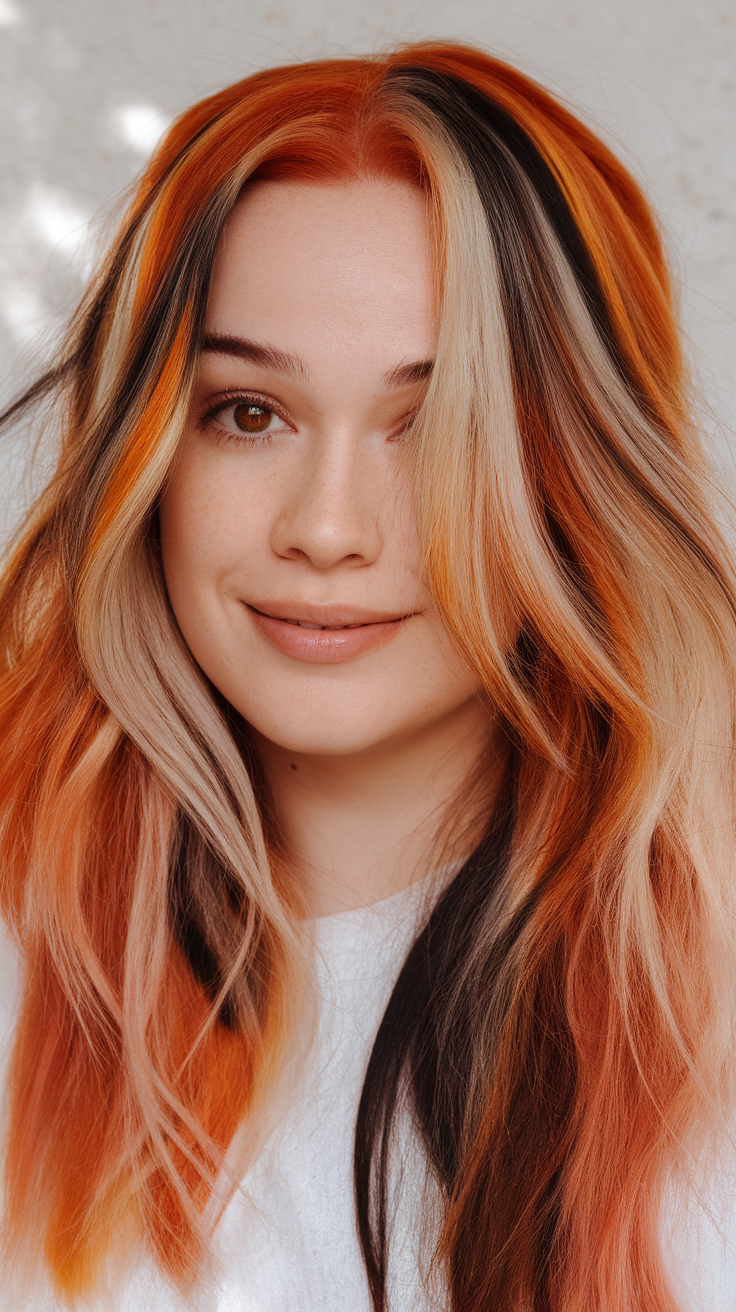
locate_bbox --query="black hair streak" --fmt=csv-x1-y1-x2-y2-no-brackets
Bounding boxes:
394,67,628,382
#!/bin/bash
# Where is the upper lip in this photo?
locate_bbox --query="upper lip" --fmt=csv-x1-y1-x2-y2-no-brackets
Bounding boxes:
245,601,414,628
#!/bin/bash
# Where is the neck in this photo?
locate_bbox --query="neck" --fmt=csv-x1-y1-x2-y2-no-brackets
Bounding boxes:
250,698,495,918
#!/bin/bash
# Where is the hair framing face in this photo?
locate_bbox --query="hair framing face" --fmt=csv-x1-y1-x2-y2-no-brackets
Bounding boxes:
1,43,736,1312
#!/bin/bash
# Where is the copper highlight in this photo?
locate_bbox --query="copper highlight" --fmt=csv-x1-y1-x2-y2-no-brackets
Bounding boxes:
1,41,735,1312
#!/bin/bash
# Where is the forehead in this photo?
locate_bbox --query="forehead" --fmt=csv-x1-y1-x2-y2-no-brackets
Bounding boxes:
204,179,435,371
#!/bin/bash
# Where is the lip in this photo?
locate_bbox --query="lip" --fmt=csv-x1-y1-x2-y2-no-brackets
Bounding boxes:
245,602,414,664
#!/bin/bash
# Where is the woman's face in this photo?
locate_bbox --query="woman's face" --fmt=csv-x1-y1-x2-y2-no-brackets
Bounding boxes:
159,178,484,757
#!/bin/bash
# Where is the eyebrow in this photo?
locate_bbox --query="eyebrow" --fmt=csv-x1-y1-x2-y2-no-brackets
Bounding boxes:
201,333,308,382
201,333,434,390
383,358,434,388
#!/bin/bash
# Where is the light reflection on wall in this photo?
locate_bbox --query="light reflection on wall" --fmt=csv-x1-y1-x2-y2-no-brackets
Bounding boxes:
0,0,21,29
114,103,171,156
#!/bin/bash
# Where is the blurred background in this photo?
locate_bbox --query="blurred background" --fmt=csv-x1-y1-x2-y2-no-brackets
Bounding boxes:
0,0,734,542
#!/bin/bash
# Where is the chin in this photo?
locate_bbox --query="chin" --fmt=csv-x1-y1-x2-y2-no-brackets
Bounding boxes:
243,706,417,758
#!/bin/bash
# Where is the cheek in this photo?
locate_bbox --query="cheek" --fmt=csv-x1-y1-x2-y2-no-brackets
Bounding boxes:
159,466,213,624
158,468,249,699
159,446,266,608
380,470,423,582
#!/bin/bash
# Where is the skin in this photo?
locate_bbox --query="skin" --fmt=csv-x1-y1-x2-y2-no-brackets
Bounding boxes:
159,178,491,916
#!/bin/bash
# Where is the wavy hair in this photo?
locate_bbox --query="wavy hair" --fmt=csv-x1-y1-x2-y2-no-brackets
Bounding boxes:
1,41,736,1312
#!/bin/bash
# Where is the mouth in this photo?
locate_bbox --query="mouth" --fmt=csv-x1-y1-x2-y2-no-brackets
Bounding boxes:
266,618,374,631
248,602,410,627
244,602,414,664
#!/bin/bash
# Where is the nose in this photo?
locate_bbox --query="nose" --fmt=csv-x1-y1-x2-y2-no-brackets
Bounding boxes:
270,427,383,570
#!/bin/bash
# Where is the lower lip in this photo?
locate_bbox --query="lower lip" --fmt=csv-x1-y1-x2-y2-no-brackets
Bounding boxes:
246,607,408,664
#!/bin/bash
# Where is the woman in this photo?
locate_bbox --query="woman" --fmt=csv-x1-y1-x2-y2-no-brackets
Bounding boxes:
1,40,735,1312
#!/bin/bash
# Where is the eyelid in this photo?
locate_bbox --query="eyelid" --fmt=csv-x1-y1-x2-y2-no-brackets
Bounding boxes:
198,389,296,440
386,408,418,442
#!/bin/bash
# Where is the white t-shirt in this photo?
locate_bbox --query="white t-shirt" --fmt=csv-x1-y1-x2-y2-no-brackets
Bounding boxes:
1,883,736,1310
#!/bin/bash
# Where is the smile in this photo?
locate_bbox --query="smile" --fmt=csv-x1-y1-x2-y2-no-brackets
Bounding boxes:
245,603,413,665
279,618,369,630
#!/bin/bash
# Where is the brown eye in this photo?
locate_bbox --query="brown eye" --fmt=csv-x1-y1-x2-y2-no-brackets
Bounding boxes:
232,402,274,433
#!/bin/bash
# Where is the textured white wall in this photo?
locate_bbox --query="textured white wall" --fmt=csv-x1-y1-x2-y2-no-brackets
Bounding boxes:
0,0,734,539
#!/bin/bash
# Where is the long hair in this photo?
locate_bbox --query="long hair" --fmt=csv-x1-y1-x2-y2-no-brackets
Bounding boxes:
1,41,735,1312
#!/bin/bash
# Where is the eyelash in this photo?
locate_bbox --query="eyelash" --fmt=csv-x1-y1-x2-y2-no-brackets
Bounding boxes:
197,391,417,446
198,390,294,445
